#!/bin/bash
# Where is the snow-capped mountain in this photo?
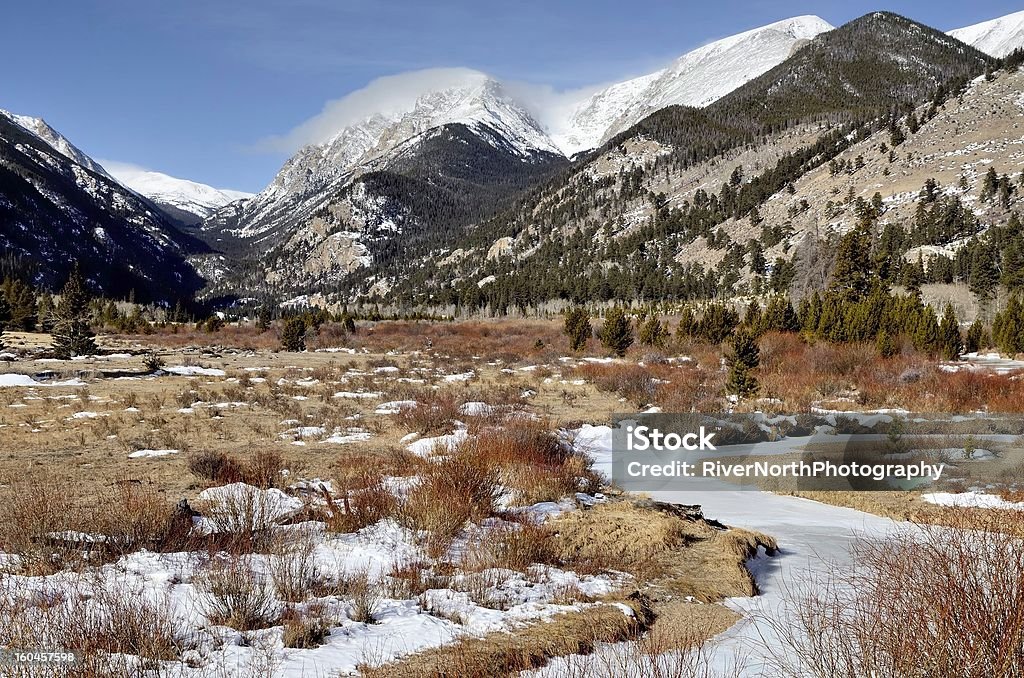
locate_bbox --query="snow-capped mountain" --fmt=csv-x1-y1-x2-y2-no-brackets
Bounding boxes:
950,10,1024,57
209,15,835,248
550,16,834,155
0,110,206,300
211,69,560,243
0,108,111,179
104,163,252,222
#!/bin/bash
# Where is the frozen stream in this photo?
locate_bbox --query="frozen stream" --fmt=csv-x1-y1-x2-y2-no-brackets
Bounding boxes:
532,425,905,676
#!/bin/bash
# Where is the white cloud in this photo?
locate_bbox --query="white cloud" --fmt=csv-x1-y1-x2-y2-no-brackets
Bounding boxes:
253,65,666,155
97,159,151,182
255,67,492,153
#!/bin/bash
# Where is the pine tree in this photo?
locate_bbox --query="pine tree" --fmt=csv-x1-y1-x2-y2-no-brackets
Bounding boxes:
36,292,55,333
600,307,634,357
726,330,760,399
912,306,941,356
889,119,906,147
280,317,307,352
51,264,97,359
697,304,739,344
965,319,986,354
876,329,900,358
676,306,697,339
938,304,963,361
1000,235,1024,294
902,255,924,299
829,222,874,301
256,305,273,331
799,292,822,334
638,315,668,348
993,297,1024,355
969,242,1000,313
1,277,37,331
763,297,800,333
981,167,999,202
563,307,592,352
742,301,763,334
816,294,847,343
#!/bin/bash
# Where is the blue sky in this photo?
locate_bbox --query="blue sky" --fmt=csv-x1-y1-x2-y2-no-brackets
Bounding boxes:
1,1,1019,193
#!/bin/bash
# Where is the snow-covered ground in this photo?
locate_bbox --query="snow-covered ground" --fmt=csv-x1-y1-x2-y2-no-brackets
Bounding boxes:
942,352,1024,375
0,485,622,677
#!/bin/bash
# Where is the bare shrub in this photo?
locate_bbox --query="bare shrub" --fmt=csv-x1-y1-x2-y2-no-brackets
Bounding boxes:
580,363,658,408
394,389,460,435
332,568,381,624
402,456,499,555
198,557,281,631
766,512,1024,677
281,606,331,649
188,450,243,484
270,537,322,603
0,479,83,573
2,576,187,672
454,422,598,505
384,558,451,599
328,473,400,533
196,484,299,550
96,481,185,555
244,450,285,489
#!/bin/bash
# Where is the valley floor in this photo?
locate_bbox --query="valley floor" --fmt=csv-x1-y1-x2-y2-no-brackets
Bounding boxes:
0,320,1021,676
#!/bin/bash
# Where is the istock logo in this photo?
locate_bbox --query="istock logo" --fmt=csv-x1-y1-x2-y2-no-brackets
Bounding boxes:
625,425,717,451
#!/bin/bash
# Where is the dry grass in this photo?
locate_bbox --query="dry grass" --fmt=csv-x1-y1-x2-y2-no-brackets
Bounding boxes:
548,501,697,578
269,537,322,603
359,599,654,678
394,388,461,435
787,490,1024,534
453,420,599,505
0,475,192,574
758,332,1024,414
461,522,560,573
401,456,499,556
0,576,187,676
281,606,332,649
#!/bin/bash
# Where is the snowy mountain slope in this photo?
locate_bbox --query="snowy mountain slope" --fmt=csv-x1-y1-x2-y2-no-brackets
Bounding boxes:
346,12,993,309
0,112,206,300
950,10,1024,57
0,108,111,179
104,163,252,222
550,16,834,155
549,72,662,157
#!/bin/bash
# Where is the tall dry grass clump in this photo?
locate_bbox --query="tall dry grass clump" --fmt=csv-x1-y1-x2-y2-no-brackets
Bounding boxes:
454,420,599,505
0,576,187,676
401,456,499,556
0,479,83,573
393,388,461,435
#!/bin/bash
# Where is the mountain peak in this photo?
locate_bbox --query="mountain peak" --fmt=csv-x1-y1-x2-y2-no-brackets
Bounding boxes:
103,163,253,222
950,9,1024,57
550,15,834,155
0,108,111,178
